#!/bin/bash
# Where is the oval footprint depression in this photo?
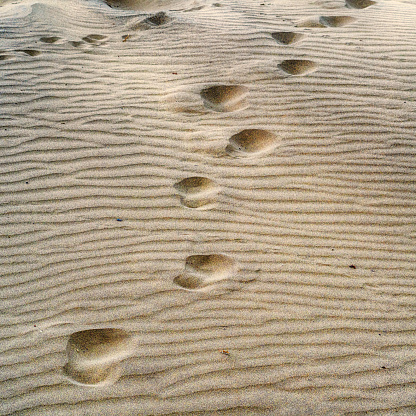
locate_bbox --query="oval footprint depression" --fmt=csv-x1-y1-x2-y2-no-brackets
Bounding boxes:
63,328,134,387
174,176,220,210
271,32,305,45
319,16,357,27
200,84,249,112
346,0,376,9
278,59,317,76
104,0,199,11
174,254,237,290
226,129,279,157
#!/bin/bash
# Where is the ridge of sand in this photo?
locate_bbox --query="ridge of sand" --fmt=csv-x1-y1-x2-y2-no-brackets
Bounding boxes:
1,0,415,414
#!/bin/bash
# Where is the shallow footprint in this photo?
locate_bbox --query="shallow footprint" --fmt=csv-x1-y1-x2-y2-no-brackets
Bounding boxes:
174,254,237,290
17,49,42,56
296,18,326,28
278,59,317,76
40,36,61,44
200,84,249,112
82,34,108,44
271,32,305,45
104,0,198,11
226,129,278,157
346,0,376,8
319,15,357,27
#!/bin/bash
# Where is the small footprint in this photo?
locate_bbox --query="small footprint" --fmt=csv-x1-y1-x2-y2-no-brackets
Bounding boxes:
297,18,326,28
144,11,172,26
40,36,61,44
278,59,318,76
319,16,357,27
200,84,249,112
174,176,220,210
226,129,279,157
82,34,108,44
271,32,305,45
346,0,376,8
174,254,237,290
17,49,42,56
0,54,13,61
63,328,134,387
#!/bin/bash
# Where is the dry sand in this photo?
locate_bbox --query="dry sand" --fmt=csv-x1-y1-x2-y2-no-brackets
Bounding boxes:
1,0,415,414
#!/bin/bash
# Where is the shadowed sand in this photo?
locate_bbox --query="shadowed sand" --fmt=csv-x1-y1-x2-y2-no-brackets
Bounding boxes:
1,0,416,414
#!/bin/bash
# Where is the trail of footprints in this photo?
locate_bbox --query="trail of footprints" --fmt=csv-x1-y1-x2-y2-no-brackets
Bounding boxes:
62,0,377,387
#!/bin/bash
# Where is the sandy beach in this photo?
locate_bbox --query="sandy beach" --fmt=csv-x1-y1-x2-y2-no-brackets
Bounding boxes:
1,0,415,414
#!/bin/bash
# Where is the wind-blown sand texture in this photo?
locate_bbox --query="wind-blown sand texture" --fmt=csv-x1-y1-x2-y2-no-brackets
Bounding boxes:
1,0,416,414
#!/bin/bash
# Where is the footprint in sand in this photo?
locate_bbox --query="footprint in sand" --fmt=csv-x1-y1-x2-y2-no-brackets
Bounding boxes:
82,34,108,45
319,15,357,27
39,36,61,44
174,176,220,210
271,31,306,45
226,129,279,158
297,15,356,28
200,84,249,112
174,254,237,290
346,0,376,9
63,328,135,387
128,12,173,31
104,0,200,12
278,59,318,76
17,49,42,56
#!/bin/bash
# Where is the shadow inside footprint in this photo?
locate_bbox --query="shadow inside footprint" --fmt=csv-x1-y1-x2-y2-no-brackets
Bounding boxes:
174,254,237,290
82,34,107,44
346,0,376,8
271,32,305,45
319,16,357,27
279,59,317,76
226,129,279,157
145,11,172,26
200,84,249,112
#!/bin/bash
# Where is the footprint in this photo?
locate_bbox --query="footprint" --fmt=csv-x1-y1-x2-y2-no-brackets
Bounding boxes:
346,0,376,8
226,129,279,157
174,176,220,210
17,49,42,56
319,15,357,27
82,34,108,44
200,84,249,112
0,54,13,61
104,0,198,11
174,254,237,290
39,36,61,44
63,328,134,387
271,32,305,45
144,11,172,26
278,59,317,76
297,18,326,28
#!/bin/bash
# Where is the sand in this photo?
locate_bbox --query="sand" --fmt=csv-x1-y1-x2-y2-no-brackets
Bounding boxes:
0,0,415,414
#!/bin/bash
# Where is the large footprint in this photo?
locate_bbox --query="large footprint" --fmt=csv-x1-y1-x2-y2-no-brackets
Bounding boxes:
174,176,220,209
63,328,135,387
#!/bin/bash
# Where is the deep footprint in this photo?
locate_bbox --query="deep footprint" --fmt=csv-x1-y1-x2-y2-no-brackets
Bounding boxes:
346,0,376,9
200,84,249,112
226,129,278,157
64,328,134,387
174,254,237,290
271,32,305,45
279,59,317,76
319,16,357,27
174,176,220,210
